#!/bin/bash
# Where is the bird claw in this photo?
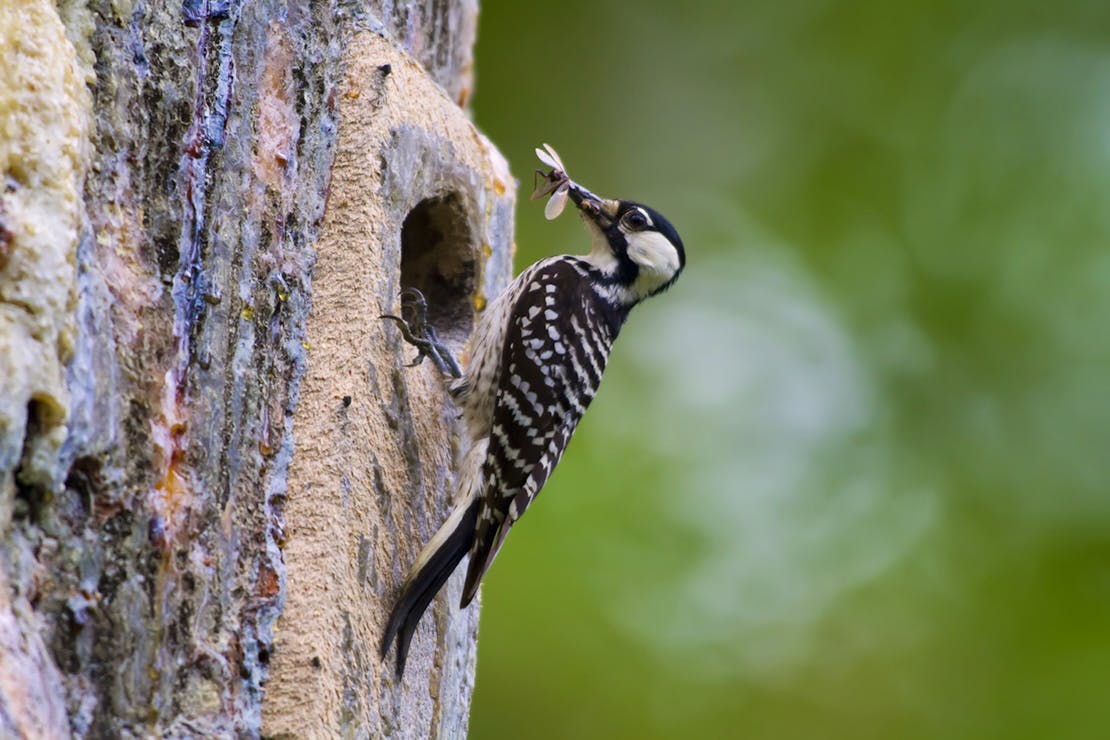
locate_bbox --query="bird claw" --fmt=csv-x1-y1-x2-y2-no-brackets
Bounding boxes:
380,288,463,379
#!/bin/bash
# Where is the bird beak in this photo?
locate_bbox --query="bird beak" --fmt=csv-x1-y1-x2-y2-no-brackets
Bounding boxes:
567,185,618,227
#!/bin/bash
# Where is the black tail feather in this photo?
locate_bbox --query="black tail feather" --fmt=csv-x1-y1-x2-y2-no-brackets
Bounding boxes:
380,497,480,678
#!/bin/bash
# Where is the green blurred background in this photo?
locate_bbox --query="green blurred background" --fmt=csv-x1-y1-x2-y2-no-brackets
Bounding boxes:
468,1,1110,738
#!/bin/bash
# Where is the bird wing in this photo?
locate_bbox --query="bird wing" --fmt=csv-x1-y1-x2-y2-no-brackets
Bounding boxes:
459,259,620,605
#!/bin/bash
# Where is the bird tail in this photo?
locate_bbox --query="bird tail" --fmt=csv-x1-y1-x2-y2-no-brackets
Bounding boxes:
380,495,480,678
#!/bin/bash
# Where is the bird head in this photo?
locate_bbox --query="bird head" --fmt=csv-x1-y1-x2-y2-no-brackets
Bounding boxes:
533,144,685,303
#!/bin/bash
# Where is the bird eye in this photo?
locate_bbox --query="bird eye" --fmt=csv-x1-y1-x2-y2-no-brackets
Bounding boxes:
622,209,648,230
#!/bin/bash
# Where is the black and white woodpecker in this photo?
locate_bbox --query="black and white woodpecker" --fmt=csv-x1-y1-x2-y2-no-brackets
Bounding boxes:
380,145,685,677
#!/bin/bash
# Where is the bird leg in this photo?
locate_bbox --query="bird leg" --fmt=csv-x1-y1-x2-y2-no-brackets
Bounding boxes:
380,287,463,378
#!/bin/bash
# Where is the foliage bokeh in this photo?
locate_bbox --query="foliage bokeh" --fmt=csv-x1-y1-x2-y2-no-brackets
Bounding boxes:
469,1,1110,738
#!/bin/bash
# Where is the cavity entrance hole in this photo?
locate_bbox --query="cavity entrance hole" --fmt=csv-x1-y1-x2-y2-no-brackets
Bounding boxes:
399,193,476,346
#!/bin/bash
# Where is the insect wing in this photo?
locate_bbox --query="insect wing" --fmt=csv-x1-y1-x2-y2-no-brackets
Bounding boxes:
535,147,559,170
544,185,569,220
535,143,566,171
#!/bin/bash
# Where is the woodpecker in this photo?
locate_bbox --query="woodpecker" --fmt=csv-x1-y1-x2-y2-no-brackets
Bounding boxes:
379,145,685,677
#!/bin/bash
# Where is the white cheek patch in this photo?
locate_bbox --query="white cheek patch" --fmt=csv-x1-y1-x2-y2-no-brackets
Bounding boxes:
627,231,680,278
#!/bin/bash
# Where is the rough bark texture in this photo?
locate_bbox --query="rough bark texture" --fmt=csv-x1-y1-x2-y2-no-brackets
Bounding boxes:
0,0,512,737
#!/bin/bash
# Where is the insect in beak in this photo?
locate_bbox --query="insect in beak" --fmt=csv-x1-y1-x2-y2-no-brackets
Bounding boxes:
531,143,614,222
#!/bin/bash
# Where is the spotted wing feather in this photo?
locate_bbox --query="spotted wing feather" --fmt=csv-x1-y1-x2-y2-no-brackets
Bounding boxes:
460,259,625,605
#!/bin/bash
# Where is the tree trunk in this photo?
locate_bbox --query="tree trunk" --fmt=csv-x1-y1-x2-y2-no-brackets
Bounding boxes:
0,1,513,737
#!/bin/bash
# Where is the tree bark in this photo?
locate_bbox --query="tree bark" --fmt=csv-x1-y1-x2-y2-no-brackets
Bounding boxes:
0,0,512,737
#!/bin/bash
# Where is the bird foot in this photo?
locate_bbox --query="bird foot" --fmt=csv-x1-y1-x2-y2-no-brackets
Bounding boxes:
380,288,462,379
